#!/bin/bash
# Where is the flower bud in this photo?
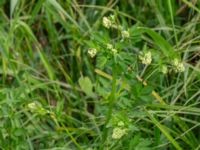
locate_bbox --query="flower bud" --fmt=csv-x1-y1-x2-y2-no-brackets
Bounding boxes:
139,51,152,65
121,30,130,38
102,17,112,29
88,48,97,58
112,127,127,139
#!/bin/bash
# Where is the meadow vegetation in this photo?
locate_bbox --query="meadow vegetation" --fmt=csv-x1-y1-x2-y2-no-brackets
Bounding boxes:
0,0,200,149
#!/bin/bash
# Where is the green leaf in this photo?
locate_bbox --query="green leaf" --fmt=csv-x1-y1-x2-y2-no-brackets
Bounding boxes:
96,56,107,69
145,109,183,150
140,27,175,58
142,86,153,95
13,128,25,137
46,0,82,31
38,49,55,80
78,76,93,96
10,0,19,17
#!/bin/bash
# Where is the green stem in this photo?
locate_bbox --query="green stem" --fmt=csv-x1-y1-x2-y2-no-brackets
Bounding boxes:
100,63,117,149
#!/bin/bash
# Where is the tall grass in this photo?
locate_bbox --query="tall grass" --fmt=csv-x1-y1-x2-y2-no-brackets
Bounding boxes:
0,0,200,149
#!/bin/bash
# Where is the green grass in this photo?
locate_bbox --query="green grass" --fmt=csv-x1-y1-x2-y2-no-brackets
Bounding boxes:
0,0,200,149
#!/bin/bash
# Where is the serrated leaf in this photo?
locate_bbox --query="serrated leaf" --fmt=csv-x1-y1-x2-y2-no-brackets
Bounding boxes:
97,56,107,69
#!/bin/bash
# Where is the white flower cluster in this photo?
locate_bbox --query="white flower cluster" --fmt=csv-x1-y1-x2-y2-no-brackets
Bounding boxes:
107,43,113,49
102,15,130,39
107,43,117,54
139,51,152,65
27,102,38,110
102,17,112,29
101,15,185,76
112,127,127,139
88,48,97,58
112,121,127,139
111,49,117,54
27,102,47,115
121,30,130,38
172,58,185,72
102,15,115,29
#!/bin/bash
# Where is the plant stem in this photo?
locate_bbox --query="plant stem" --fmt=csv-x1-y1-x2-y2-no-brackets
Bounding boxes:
100,63,117,149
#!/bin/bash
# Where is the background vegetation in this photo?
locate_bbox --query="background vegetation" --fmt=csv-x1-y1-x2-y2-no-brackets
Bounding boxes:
0,0,200,149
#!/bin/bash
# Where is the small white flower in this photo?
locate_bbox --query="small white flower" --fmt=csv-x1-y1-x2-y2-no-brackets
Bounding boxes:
117,121,125,127
102,17,112,29
177,63,185,72
139,51,152,65
88,48,97,58
121,30,130,38
173,58,179,66
112,127,127,139
27,102,38,110
172,58,185,72
161,65,168,74
111,48,117,54
27,102,47,115
107,43,113,49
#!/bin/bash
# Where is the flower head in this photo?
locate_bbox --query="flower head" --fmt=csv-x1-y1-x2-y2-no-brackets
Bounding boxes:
111,48,117,54
112,127,127,139
139,51,152,65
107,43,113,50
88,48,97,58
172,58,185,72
121,30,130,38
27,102,47,115
102,17,112,29
27,102,38,110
